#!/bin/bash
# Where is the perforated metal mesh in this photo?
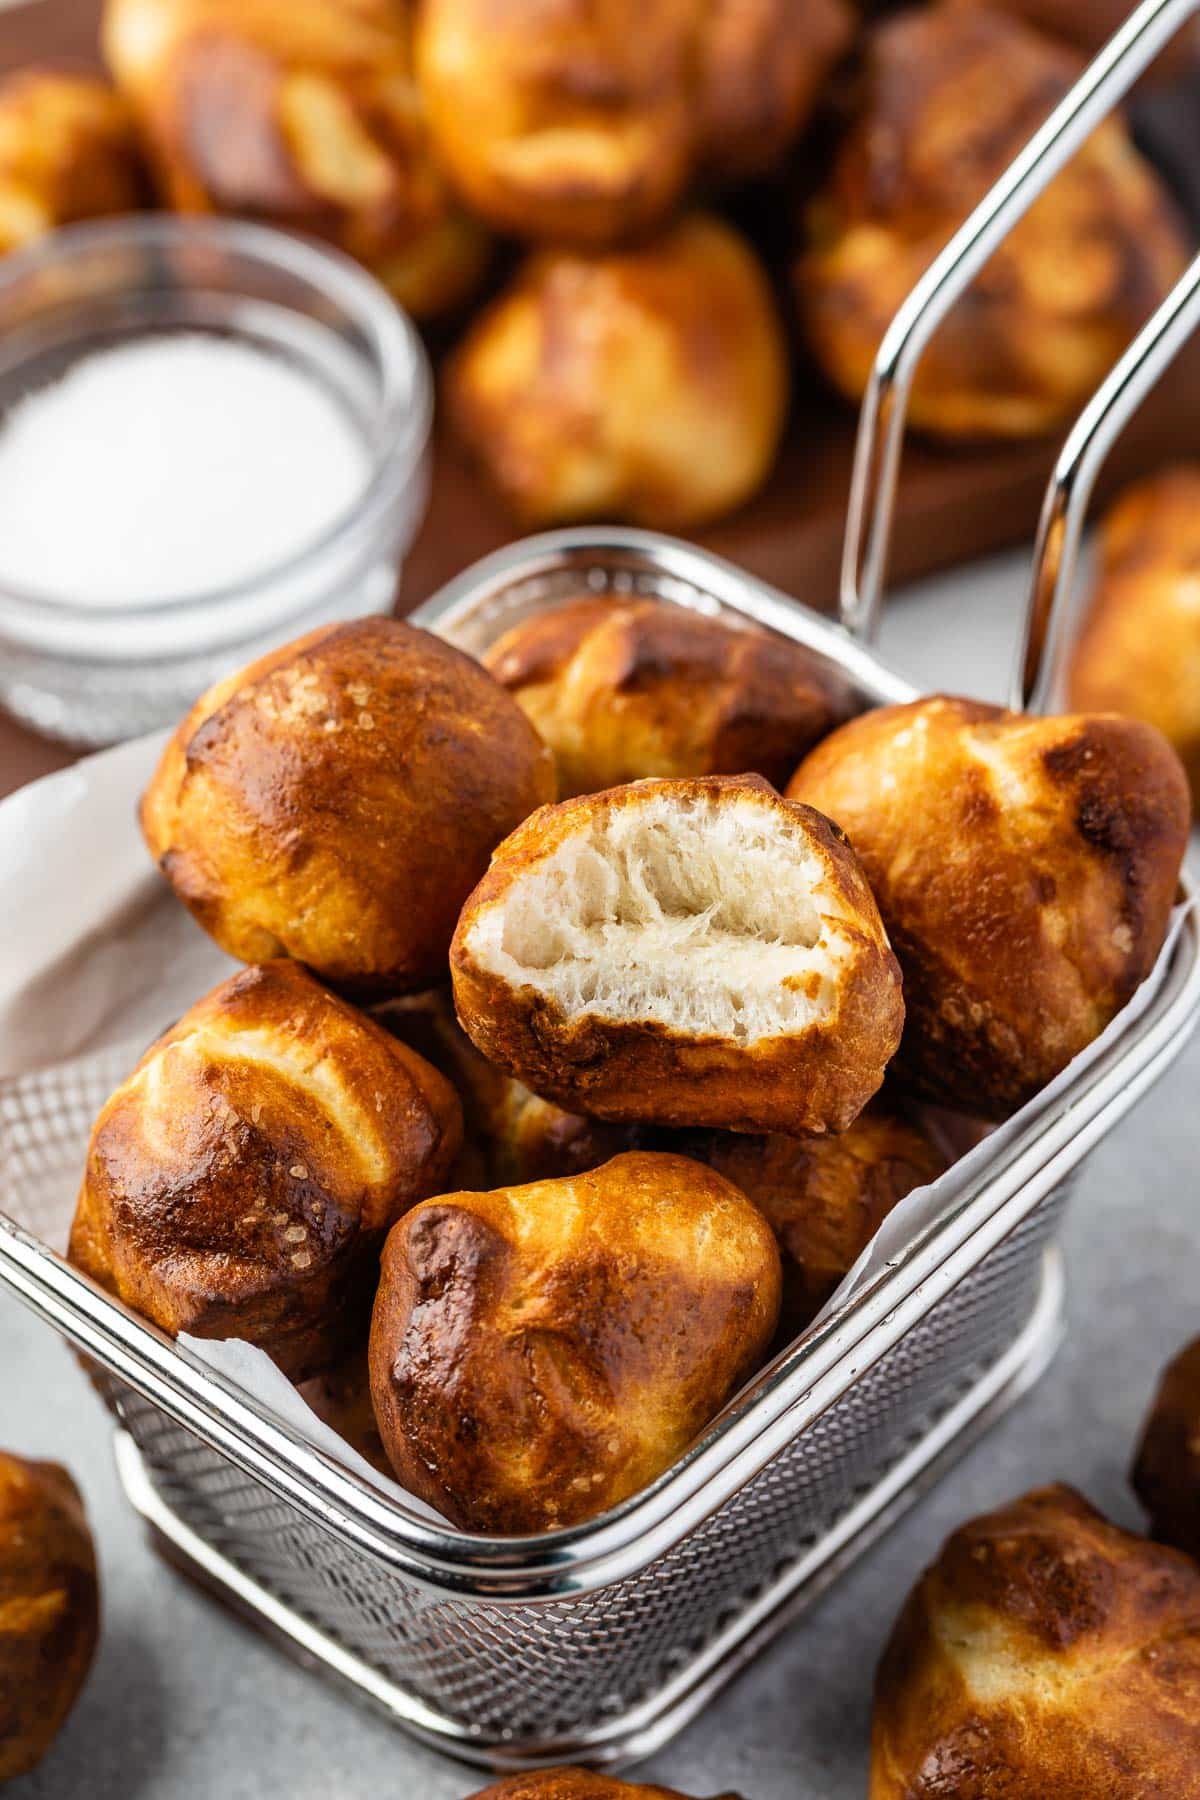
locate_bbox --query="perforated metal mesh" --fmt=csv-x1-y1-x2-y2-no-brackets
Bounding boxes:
104,1197,1059,1751
0,1032,1062,1744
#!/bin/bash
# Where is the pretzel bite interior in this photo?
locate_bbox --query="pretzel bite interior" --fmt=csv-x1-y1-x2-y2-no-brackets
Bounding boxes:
452,775,903,1133
472,788,844,1042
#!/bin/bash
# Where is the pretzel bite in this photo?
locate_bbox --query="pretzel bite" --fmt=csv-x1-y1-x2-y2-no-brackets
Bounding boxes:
1068,468,1200,812
1132,1335,1200,1561
369,1151,781,1532
948,0,1200,74
789,697,1190,1117
0,70,145,254
487,1089,650,1184
103,0,489,317
470,1774,742,1800
451,773,904,1135
697,1103,948,1335
298,1343,392,1477
68,961,462,1379
798,6,1190,439
140,618,555,997
448,214,790,531
376,987,646,1183
484,596,844,797
693,0,855,184
414,0,696,246
379,209,491,322
870,1485,1200,1798
0,1454,98,1781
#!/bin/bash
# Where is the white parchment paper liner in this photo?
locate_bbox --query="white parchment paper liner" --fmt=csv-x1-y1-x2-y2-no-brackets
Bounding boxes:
0,730,1189,1525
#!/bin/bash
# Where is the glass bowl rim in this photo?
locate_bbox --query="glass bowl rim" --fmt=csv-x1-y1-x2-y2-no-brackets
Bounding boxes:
0,213,433,626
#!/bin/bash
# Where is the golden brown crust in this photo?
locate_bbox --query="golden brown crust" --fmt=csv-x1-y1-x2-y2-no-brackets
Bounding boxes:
488,1088,648,1185
369,1151,781,1533
68,960,463,1379
788,695,1190,1118
871,1484,1200,1798
1132,1335,1200,1561
1068,467,1200,813
0,1453,98,1782
694,1103,948,1336
415,0,696,247
372,987,511,1150
140,617,556,997
467,1084,945,1298
450,774,904,1136
470,1774,742,1800
102,0,489,316
416,0,852,237
376,987,647,1184
447,214,790,531
798,7,1190,440
692,0,855,184
297,1341,392,1477
484,596,845,797
0,69,146,255
948,0,1200,76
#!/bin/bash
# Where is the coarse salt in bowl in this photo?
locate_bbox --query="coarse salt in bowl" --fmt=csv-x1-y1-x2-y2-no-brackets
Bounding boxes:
0,215,433,745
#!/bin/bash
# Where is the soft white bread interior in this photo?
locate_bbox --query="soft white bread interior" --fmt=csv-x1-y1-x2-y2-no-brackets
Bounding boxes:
451,776,903,1135
462,785,847,1043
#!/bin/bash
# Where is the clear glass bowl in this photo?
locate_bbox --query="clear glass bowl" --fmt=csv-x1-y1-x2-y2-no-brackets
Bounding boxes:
0,215,433,745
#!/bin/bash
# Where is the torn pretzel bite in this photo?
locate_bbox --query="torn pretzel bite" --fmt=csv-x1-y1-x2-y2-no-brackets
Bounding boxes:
450,773,903,1135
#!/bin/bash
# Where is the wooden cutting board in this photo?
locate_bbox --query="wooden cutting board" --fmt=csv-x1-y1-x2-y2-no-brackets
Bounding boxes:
1,0,1197,797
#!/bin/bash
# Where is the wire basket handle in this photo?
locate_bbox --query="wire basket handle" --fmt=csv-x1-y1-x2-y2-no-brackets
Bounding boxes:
839,0,1200,676
1016,251,1200,712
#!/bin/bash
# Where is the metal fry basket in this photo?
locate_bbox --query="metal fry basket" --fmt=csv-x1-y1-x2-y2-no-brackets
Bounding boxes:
2,0,1200,1770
